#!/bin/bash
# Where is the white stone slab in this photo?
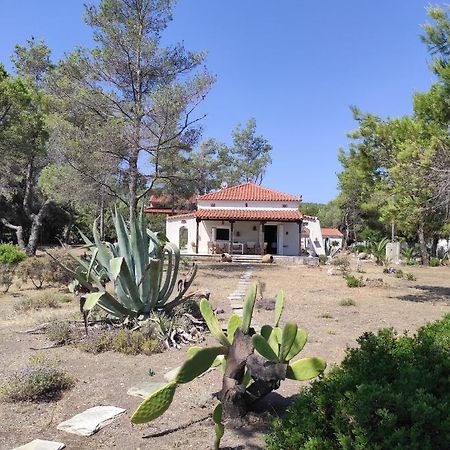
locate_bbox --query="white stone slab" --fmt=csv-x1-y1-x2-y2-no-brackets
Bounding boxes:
12,440,65,450
164,366,180,382
57,406,126,436
127,382,166,399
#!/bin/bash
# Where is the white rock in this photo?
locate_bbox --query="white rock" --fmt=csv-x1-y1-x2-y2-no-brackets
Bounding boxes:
127,382,166,399
12,440,65,450
57,406,126,437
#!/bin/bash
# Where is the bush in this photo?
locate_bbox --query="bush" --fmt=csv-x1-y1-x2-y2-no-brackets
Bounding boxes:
14,289,62,312
45,320,73,345
395,269,404,278
339,298,356,306
0,263,14,293
345,274,363,288
429,257,441,267
406,272,417,281
0,243,26,265
319,255,327,265
330,255,350,275
266,315,450,450
0,357,73,402
16,256,52,289
77,328,164,356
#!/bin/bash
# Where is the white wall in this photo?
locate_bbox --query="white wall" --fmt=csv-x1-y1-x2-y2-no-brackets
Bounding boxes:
165,217,301,255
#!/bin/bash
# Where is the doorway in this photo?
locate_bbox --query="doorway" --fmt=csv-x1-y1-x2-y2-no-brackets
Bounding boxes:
264,225,278,254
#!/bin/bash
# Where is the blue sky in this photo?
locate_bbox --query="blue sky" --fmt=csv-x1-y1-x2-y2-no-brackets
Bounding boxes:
0,0,437,203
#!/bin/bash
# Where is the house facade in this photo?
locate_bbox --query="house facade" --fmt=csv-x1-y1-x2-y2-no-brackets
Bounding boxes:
164,183,325,257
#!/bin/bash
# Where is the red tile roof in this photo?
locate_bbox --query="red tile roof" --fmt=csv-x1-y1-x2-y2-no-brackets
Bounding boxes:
197,182,300,202
168,209,303,222
143,208,184,214
321,228,343,237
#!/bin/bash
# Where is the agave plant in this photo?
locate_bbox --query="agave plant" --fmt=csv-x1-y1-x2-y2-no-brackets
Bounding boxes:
54,209,197,320
131,284,326,448
369,237,390,265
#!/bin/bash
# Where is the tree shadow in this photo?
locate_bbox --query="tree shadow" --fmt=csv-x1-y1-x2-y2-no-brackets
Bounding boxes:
223,392,297,450
398,285,450,303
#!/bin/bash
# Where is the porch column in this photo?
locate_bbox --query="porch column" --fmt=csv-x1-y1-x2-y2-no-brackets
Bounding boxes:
195,218,200,254
229,220,235,253
297,220,303,256
259,221,265,255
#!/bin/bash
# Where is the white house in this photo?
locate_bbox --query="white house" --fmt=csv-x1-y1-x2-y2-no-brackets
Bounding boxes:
163,182,325,257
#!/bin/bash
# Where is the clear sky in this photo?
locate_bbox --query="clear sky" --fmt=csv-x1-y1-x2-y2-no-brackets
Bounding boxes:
0,0,437,203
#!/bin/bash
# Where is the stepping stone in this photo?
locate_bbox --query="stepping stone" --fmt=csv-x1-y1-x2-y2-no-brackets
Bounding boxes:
127,382,166,399
57,406,126,437
12,440,65,450
164,366,180,382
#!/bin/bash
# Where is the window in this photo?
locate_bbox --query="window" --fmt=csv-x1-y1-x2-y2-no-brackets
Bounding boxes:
216,228,230,240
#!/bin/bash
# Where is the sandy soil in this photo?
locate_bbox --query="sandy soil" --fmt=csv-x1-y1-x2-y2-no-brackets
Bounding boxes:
0,260,449,450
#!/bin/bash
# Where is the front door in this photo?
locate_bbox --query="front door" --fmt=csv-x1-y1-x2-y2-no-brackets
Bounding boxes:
264,225,278,255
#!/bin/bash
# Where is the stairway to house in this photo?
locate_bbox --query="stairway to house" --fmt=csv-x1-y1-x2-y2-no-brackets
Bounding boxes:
231,254,263,264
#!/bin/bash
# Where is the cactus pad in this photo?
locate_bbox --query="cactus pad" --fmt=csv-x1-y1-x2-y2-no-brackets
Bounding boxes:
279,322,298,362
252,334,279,361
286,357,326,381
286,328,308,361
274,290,284,326
131,381,177,424
200,298,230,346
242,283,257,333
227,314,242,342
176,346,226,384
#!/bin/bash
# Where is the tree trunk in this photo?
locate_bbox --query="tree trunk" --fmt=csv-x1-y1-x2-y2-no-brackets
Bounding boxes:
0,219,25,248
431,236,439,257
26,200,51,256
418,221,429,265
129,155,138,222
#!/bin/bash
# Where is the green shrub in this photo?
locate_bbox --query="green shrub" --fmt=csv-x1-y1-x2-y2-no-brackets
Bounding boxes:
395,269,404,278
345,274,363,288
339,298,356,306
0,243,26,265
330,255,350,275
406,272,417,281
45,320,73,345
319,255,327,265
14,290,61,312
266,314,450,450
77,328,164,355
429,257,441,267
0,357,73,402
0,263,15,293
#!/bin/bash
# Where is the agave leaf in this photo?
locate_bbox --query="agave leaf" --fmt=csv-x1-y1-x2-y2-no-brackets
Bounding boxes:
279,322,298,362
113,208,133,272
165,263,198,310
242,283,257,333
199,298,229,346
175,346,226,384
92,218,113,271
144,258,162,312
227,315,242,342
109,257,144,312
158,243,180,305
286,328,308,361
83,291,130,318
131,381,177,424
130,211,148,292
274,290,285,327
252,334,279,361
286,357,326,381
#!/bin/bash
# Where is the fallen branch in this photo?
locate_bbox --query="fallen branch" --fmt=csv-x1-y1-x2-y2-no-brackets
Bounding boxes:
30,343,63,350
17,323,50,334
142,415,209,438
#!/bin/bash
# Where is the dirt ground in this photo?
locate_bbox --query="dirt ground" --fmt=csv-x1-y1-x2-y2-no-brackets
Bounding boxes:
1,259,449,450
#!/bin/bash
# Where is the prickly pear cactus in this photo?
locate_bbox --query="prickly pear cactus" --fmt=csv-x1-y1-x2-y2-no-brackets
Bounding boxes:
131,282,326,448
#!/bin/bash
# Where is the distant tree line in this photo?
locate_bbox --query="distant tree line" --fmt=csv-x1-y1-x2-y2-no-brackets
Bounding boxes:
333,5,450,263
0,0,272,254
